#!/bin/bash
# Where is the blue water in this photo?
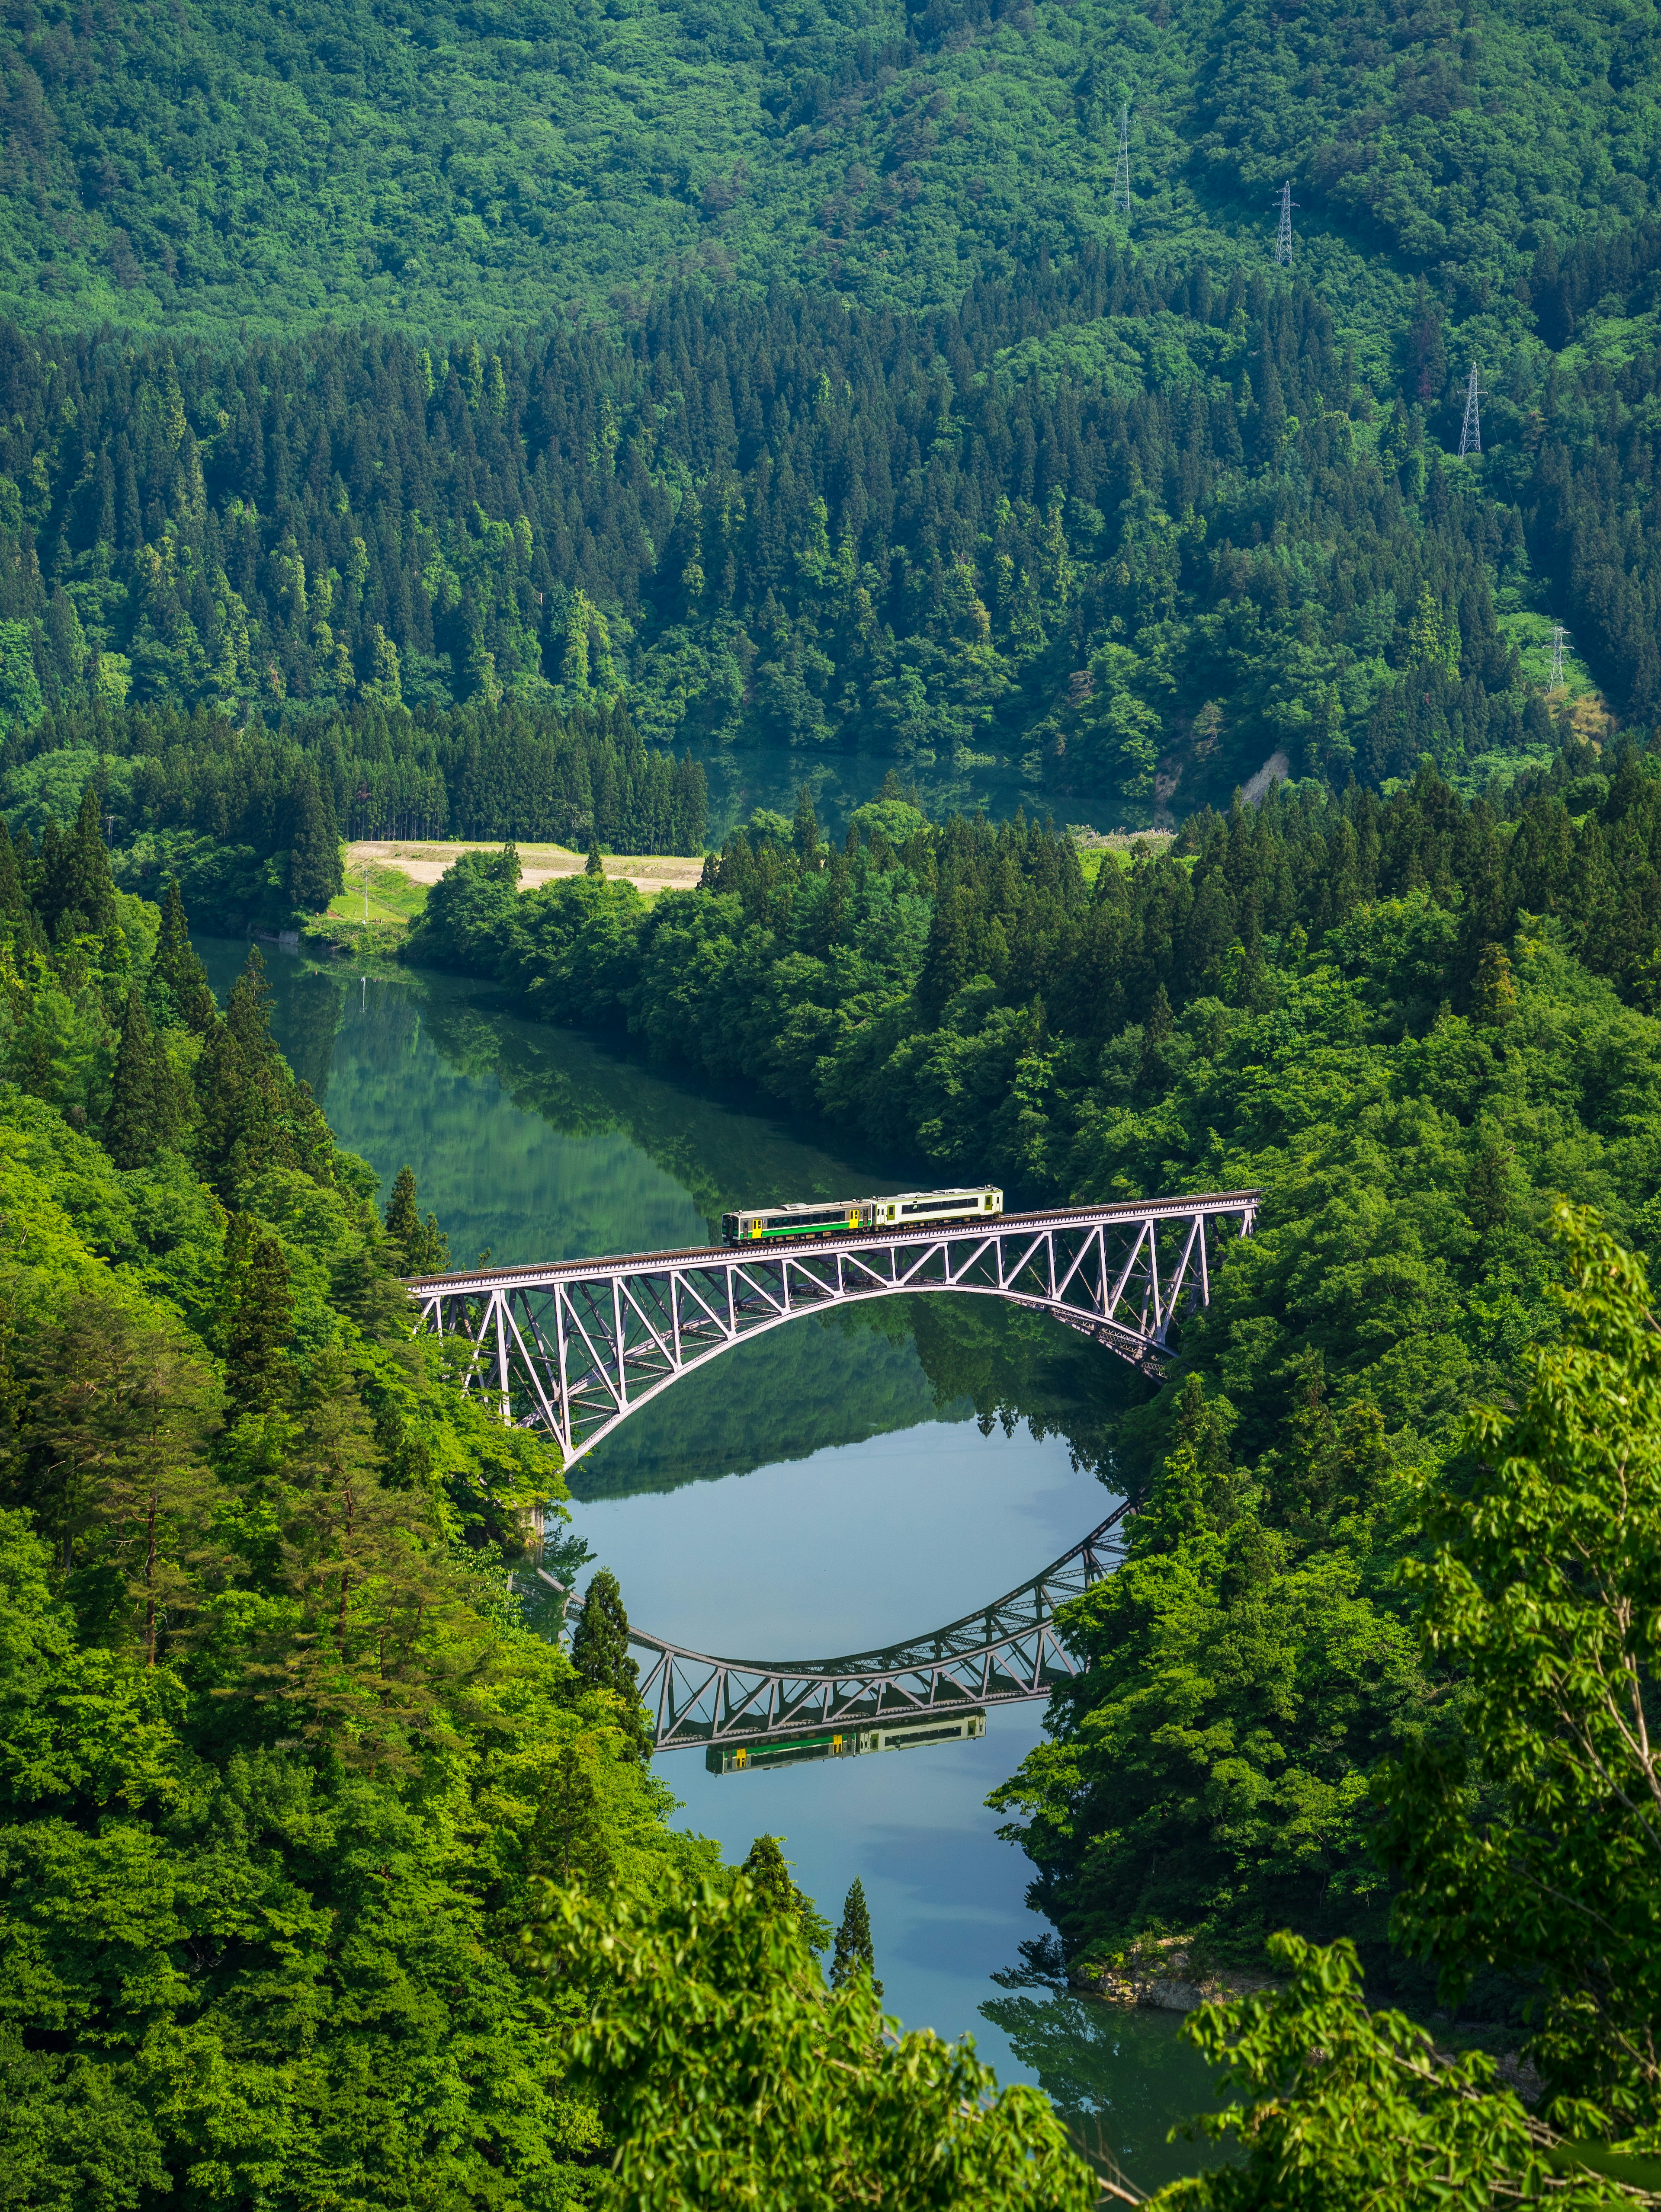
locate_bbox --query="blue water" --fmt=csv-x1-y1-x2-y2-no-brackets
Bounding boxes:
200,941,1225,2193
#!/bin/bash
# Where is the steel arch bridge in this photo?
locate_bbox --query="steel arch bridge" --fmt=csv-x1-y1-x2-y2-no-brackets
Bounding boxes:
555,1500,1133,1753
408,1190,1258,1469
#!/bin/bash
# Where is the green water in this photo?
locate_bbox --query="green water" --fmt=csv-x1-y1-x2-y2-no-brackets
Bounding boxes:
200,940,1230,2194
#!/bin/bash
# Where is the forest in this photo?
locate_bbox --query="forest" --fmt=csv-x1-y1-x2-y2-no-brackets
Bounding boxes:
0,253,1654,830
1,0,1660,2198
404,749,1661,2187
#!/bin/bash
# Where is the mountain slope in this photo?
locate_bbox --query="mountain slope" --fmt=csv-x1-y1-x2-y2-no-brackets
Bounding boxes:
1,0,1656,350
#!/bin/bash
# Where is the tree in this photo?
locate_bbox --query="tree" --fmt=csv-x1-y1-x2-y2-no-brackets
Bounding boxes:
383,1165,449,1274
1470,940,1519,1025
104,986,158,1169
1137,981,1175,1094
585,840,604,876
741,1835,834,1950
526,1867,1097,2212
571,1566,649,1754
219,1214,294,1418
286,773,343,913
792,782,821,864
830,1875,882,1997
1166,1935,1640,2209
153,878,217,1033
1382,1207,1661,2134
15,1298,219,1658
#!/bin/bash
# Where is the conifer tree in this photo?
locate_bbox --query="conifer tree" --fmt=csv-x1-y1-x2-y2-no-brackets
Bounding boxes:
585,840,604,877
0,819,29,935
1138,982,1175,1093
571,1566,649,1754
154,880,218,1034
792,784,821,864
226,948,279,1062
19,1297,219,1647
1471,942,1519,1026
38,785,122,944
385,1165,422,1256
383,1165,449,1273
830,1876,882,1997
105,986,158,1169
742,1833,798,1915
287,774,344,913
220,1214,295,1417
741,1835,833,1948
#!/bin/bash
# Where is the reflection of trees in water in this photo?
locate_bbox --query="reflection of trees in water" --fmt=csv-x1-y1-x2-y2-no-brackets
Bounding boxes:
225,954,1158,1500
282,970,348,1104
414,987,1159,1499
979,1991,1228,2197
417,985,904,1233
852,1296,1152,1488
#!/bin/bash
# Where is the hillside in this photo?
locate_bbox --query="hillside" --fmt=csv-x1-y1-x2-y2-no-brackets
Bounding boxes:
1,0,1656,363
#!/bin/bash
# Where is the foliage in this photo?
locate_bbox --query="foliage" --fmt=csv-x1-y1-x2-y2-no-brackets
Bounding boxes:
1149,1936,1642,2211
1380,1209,1661,2134
418,746,1661,1979
0,810,766,2209
0,695,706,931
830,1875,883,1998
741,1831,836,1952
1151,1217,1661,2200
570,1565,651,1759
524,1864,1098,2212
0,0,1652,363
0,269,1623,826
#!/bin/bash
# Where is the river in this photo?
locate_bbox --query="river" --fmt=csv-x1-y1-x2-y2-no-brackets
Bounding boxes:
199,938,1228,2195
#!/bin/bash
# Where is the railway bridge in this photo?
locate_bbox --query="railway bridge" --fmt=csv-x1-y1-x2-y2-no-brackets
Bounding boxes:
409,1190,1258,1753
409,1190,1259,1469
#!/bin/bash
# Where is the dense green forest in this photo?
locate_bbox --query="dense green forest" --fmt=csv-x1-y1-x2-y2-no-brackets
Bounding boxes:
0,0,1653,342
0,251,1654,824
408,750,1661,1960
0,802,1111,2210
394,751,1661,2193
4,0,1661,2196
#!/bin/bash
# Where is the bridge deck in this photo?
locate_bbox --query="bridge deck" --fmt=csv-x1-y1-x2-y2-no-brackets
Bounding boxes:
404,1189,1263,1295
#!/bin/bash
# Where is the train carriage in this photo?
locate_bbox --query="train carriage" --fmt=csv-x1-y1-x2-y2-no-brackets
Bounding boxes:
721,1186,1003,1243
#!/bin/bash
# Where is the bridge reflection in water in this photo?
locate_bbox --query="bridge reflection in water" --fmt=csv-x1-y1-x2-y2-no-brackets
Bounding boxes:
553,1500,1130,1757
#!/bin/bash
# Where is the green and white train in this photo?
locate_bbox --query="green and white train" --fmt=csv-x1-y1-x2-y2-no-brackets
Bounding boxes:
721,1186,1004,1244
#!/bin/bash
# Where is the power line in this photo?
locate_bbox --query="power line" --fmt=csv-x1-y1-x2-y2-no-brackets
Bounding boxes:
1113,106,1131,220
1549,624,1567,688
1458,362,1482,459
1274,180,1296,266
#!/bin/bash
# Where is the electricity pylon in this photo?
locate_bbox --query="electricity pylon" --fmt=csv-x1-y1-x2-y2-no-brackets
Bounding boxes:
1274,180,1296,265
1458,362,1482,458
1549,624,1566,688
1113,106,1131,220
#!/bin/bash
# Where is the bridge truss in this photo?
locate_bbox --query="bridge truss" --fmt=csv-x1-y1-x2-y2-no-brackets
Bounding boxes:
558,1500,1133,1752
409,1191,1258,1469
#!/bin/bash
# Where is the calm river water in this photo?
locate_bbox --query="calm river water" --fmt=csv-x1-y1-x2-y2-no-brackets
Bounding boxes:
199,939,1226,2194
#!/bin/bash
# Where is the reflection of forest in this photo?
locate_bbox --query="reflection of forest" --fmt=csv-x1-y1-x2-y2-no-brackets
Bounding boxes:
209,943,1157,1502
978,1991,1230,2197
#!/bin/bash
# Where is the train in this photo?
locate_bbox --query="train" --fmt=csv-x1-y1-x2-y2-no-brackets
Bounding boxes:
721,1186,1004,1244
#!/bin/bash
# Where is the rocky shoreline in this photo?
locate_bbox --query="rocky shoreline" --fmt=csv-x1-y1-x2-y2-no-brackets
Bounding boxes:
1068,1938,1278,2014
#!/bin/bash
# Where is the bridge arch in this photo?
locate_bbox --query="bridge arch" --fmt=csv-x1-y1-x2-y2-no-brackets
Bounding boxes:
410,1192,1257,1470
551,1501,1132,1754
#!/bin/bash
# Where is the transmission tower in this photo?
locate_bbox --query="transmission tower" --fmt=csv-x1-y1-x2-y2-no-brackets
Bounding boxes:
1273,180,1298,266
1113,106,1131,220
1549,624,1567,688
1458,362,1482,459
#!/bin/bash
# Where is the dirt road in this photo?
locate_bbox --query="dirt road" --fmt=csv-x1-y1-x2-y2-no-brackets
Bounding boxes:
343,841,704,896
